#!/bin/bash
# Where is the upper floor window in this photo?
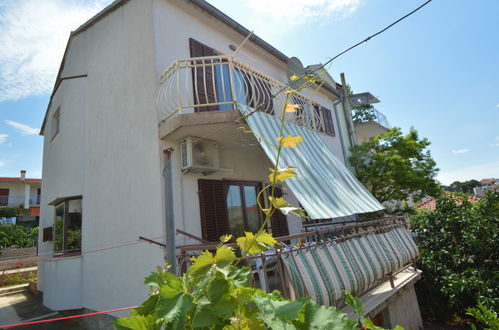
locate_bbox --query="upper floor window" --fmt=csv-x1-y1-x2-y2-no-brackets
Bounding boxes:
51,107,60,140
53,197,82,256
0,189,9,206
314,105,335,136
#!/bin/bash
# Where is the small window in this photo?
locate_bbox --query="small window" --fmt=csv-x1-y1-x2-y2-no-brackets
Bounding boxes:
0,189,8,206
53,197,82,256
51,107,60,140
43,227,53,242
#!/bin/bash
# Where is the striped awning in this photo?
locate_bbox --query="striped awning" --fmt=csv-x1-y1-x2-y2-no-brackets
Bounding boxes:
239,104,384,219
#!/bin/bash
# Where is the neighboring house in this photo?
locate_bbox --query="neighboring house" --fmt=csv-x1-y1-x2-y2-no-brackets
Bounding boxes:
350,92,391,143
0,170,41,220
417,193,482,211
37,1,421,327
474,179,499,197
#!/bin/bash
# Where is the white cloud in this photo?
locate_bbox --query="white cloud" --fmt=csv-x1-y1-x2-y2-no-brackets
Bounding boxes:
244,0,360,24
0,134,7,144
5,120,39,135
0,161,5,167
452,148,470,154
237,0,361,38
0,0,110,101
437,161,499,185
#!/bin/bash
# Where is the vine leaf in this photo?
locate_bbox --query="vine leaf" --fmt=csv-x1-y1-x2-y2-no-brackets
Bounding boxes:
189,246,236,278
114,315,159,330
269,166,297,183
285,104,300,113
276,135,304,148
236,232,278,255
253,295,305,328
298,299,355,330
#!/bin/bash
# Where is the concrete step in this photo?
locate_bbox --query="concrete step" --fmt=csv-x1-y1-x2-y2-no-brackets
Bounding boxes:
0,283,29,297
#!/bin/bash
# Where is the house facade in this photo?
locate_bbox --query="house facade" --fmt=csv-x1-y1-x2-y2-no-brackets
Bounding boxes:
37,1,419,325
0,170,41,220
350,92,391,143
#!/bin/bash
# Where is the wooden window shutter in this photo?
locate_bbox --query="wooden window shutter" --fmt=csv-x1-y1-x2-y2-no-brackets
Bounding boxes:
43,227,53,242
270,188,289,238
321,107,335,136
189,38,218,112
198,180,230,242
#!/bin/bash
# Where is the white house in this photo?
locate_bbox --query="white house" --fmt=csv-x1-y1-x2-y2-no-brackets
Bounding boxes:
0,170,41,220
37,1,421,328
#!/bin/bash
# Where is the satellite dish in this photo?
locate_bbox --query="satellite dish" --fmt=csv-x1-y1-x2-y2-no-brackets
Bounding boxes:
287,57,306,88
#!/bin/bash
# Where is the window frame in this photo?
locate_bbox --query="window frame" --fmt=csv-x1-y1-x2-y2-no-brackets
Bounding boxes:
52,196,82,257
51,107,60,141
0,188,9,206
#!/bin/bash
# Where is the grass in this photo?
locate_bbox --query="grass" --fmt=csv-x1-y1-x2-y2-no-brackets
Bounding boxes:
0,271,37,287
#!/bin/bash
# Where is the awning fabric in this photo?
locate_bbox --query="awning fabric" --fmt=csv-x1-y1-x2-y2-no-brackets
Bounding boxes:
239,104,384,219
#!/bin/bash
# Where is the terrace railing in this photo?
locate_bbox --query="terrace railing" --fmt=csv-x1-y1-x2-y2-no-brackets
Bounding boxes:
157,55,330,133
176,216,419,308
352,107,391,129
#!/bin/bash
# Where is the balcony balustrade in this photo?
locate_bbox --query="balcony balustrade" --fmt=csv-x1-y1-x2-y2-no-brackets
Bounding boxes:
0,195,40,207
157,55,330,133
352,107,391,129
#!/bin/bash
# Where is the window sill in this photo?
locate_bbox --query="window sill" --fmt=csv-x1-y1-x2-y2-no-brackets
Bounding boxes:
52,252,82,259
50,131,59,143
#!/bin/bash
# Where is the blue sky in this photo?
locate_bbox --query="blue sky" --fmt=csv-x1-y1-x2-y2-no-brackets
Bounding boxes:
0,0,498,184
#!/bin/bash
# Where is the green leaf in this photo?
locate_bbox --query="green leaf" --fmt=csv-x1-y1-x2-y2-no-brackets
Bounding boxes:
114,315,159,330
254,295,305,329
189,250,215,278
156,285,194,330
268,196,289,209
298,300,355,330
343,290,363,317
237,232,278,255
279,207,308,219
215,246,236,269
131,294,159,316
269,166,298,183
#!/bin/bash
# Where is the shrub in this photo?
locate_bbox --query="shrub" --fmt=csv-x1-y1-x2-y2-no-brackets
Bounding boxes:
411,191,499,319
0,225,38,249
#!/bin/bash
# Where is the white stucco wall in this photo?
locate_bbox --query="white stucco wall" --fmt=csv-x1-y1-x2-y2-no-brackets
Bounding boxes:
38,0,354,313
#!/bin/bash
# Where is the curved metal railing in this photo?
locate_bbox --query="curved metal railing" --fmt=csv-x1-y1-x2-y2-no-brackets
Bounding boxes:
157,55,328,132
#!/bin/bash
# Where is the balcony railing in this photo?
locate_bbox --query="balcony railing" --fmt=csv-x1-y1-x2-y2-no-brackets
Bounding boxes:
157,55,329,133
352,107,391,129
0,195,40,207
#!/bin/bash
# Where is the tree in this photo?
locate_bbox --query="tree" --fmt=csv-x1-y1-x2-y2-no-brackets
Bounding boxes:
349,127,441,203
411,191,499,320
447,179,480,194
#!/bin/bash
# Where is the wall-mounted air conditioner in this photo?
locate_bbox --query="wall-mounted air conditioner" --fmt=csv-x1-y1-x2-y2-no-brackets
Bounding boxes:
180,137,220,173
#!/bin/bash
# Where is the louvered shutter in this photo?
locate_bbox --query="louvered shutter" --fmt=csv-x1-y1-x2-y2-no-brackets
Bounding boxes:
198,180,230,242
270,188,289,238
321,107,335,136
189,38,218,112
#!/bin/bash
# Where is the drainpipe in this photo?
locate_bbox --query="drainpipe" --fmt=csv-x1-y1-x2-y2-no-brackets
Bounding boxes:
163,148,176,274
340,73,358,147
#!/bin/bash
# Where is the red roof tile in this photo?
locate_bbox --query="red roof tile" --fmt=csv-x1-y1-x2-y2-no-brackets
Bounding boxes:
0,177,41,184
29,206,40,217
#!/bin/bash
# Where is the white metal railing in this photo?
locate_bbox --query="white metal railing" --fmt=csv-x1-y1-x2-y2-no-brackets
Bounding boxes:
0,195,40,207
352,107,391,129
157,55,328,132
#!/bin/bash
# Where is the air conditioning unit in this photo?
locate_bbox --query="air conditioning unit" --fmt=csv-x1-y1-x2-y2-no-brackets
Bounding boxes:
180,137,220,173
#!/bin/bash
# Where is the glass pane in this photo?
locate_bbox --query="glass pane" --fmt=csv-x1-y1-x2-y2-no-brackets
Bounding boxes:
67,199,82,253
214,62,233,110
54,203,64,254
226,185,244,239
244,186,262,233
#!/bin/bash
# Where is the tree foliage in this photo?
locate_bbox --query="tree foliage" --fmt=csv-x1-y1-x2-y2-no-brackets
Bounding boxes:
0,225,38,249
411,191,499,319
446,179,480,194
349,127,441,203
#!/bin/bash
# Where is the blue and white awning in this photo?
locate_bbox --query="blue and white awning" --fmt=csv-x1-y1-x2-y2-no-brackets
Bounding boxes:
239,104,384,219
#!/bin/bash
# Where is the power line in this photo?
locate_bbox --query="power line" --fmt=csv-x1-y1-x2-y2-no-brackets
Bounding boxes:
271,0,433,98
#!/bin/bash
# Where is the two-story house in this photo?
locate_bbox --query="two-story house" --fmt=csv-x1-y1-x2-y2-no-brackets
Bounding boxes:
0,170,41,221
37,0,421,323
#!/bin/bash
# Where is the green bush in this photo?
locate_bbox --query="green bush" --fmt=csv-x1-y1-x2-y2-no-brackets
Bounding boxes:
411,191,499,319
0,225,38,249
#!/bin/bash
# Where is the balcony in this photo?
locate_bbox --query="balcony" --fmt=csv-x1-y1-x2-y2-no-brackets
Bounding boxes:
157,55,330,134
0,195,40,208
352,107,391,129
